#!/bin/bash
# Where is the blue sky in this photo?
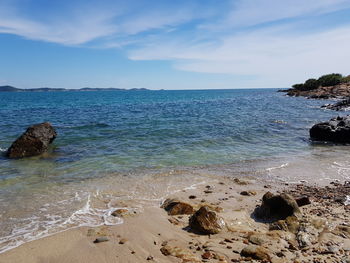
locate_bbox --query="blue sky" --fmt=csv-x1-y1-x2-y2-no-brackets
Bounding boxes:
1,0,350,90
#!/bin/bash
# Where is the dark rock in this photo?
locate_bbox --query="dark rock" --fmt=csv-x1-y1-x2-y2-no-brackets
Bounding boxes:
296,196,311,207
189,206,225,234
240,245,271,261
93,237,109,243
310,116,350,143
240,190,257,196
6,122,57,158
254,192,300,221
321,97,350,111
161,199,195,215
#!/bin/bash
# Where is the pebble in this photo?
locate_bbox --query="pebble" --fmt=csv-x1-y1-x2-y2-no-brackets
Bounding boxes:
119,238,128,244
93,237,109,243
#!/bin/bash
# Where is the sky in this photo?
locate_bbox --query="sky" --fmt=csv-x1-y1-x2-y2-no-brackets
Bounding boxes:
1,0,350,90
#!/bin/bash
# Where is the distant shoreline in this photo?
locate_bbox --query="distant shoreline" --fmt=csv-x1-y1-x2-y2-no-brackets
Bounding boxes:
0,85,149,92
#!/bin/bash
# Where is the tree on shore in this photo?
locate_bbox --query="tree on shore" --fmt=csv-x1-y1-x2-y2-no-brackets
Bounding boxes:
292,73,349,91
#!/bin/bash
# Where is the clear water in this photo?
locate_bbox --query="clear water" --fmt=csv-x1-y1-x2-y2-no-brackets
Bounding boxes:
0,89,349,252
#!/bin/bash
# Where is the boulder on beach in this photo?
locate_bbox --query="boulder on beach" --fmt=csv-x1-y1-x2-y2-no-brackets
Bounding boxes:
161,199,195,216
310,116,350,143
189,206,225,234
6,122,57,158
254,192,300,221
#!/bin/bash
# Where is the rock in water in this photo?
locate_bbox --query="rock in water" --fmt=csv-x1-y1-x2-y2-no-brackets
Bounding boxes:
6,122,57,158
310,116,350,143
189,206,225,234
255,192,300,221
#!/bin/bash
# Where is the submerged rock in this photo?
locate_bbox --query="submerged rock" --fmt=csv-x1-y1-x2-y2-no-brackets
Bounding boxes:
189,206,225,234
6,122,57,158
254,192,300,221
310,116,350,143
161,199,195,215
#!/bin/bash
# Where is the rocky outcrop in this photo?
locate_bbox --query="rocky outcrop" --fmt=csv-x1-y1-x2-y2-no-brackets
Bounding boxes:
310,116,350,143
286,83,350,99
254,192,300,221
6,122,57,158
161,199,195,216
189,206,225,234
321,97,350,111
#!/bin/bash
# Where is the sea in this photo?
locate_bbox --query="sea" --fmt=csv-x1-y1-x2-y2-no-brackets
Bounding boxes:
0,88,349,253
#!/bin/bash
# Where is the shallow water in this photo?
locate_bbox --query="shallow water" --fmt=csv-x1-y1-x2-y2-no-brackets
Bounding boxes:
0,89,349,252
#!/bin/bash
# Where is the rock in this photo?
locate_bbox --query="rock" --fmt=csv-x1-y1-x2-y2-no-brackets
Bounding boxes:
240,245,271,261
7,122,57,158
93,237,109,243
248,233,268,245
321,97,350,111
240,191,256,196
201,251,213,259
189,206,225,234
119,238,127,244
111,208,129,217
255,192,300,220
160,245,201,262
233,178,249,185
295,196,311,207
146,255,154,260
269,216,300,234
296,232,312,248
161,199,195,215
310,116,350,143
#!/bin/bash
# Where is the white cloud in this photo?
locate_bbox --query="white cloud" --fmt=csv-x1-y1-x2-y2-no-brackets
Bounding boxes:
0,1,207,45
226,0,350,28
129,25,350,87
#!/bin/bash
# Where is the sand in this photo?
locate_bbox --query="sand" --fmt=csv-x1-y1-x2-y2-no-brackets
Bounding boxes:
0,176,349,263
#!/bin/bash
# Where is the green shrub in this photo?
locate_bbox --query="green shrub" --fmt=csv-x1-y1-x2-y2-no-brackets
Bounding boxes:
317,73,343,87
292,84,304,90
302,78,319,91
341,75,350,83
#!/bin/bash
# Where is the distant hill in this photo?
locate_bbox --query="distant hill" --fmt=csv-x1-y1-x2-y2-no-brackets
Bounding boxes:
0,86,149,92
0,86,20,92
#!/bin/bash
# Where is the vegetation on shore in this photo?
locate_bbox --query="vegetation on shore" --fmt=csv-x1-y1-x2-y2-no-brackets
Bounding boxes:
292,73,350,91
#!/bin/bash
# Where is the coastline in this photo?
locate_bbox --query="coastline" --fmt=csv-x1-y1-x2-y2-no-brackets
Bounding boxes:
0,175,349,263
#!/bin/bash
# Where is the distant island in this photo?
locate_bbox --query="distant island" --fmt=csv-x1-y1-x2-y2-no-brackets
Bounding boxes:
0,85,149,92
279,73,350,99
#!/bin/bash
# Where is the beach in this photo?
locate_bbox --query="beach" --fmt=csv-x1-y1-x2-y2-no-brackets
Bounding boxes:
0,174,349,263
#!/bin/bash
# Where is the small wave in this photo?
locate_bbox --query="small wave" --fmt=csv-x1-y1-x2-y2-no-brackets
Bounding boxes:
266,162,289,172
0,147,7,153
0,192,125,254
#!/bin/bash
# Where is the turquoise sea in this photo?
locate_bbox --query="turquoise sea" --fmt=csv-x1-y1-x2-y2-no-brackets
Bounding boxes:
0,89,350,252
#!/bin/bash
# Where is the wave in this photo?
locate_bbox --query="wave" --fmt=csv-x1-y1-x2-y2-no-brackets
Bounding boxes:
0,147,7,153
266,162,289,172
0,191,125,254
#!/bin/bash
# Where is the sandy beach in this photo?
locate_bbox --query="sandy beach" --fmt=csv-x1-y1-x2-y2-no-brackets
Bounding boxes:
1,175,349,263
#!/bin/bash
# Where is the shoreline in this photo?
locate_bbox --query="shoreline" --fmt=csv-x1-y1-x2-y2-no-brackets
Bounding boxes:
0,175,349,263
